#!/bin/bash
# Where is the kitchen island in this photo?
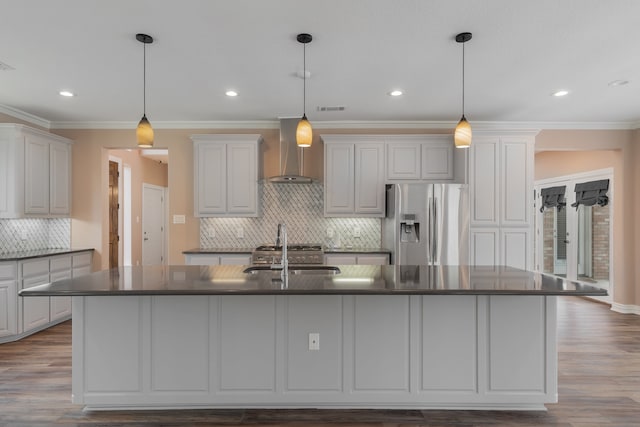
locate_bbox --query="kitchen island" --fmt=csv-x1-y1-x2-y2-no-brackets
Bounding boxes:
20,265,605,411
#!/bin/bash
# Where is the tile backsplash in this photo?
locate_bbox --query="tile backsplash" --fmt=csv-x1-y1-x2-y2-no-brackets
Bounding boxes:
200,182,381,248
0,218,70,254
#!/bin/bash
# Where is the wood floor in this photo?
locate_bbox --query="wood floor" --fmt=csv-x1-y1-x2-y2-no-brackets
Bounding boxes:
1,297,639,426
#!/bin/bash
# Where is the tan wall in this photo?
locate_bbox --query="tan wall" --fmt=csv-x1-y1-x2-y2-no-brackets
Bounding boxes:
535,129,637,307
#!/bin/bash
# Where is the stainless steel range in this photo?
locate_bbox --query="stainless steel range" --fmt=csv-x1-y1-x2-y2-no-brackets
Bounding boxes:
251,244,324,265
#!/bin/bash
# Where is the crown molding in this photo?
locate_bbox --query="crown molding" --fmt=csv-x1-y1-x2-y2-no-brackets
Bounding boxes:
1,103,638,131
0,104,51,129
49,119,640,131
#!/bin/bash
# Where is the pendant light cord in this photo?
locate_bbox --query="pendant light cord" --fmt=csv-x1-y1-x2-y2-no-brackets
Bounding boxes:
143,41,147,116
461,41,465,116
302,41,306,116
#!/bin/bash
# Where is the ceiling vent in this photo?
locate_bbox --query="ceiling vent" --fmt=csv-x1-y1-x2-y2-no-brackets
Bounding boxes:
316,105,346,112
0,61,15,71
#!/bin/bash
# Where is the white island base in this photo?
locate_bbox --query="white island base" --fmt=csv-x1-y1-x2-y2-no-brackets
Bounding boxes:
72,294,557,410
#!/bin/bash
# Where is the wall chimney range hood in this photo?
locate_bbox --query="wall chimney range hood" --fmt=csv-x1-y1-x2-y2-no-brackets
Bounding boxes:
268,118,314,183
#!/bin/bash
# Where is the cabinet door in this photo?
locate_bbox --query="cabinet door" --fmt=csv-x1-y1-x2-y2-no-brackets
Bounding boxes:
195,143,227,215
387,143,421,180
227,143,257,215
24,134,50,214
50,269,72,321
355,143,385,215
500,229,531,270
422,141,454,180
0,279,17,338
184,254,220,265
470,138,499,226
356,254,389,265
470,229,499,266
22,274,50,331
501,139,533,227
324,143,355,215
219,254,251,265
324,254,357,265
49,140,71,215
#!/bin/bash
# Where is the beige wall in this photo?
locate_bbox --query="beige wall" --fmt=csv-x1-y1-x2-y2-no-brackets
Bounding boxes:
535,129,638,307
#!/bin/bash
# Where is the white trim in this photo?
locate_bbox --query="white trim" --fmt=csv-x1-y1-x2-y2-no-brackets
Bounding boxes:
0,104,51,129
1,101,639,131
611,303,640,315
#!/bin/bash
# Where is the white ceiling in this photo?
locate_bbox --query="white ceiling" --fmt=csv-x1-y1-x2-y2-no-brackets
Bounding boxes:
1,0,639,129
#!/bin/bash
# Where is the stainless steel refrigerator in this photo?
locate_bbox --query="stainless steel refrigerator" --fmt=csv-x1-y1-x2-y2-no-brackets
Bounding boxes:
382,183,469,265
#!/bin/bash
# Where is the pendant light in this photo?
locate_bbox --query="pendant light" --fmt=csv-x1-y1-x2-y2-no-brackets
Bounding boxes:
454,32,472,148
296,33,313,148
136,33,154,148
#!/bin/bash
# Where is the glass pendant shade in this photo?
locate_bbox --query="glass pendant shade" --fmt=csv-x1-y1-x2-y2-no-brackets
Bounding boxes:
136,114,154,147
296,114,313,147
454,115,472,148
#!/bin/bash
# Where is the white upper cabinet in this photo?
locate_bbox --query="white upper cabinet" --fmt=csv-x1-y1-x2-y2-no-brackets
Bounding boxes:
469,132,536,269
0,124,72,218
323,136,384,217
386,141,421,179
386,135,456,182
192,134,262,217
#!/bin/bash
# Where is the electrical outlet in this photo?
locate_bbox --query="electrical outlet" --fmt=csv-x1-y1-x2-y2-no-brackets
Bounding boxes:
326,228,334,238
20,230,28,241
309,333,320,351
353,226,361,238
236,227,244,238
208,228,216,238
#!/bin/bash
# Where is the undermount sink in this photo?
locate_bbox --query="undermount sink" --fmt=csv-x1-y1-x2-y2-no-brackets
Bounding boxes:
243,265,341,275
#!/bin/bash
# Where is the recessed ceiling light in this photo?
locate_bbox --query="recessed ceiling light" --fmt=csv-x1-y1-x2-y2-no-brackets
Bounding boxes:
389,90,403,97
552,90,569,97
225,90,238,97
59,90,75,97
608,79,629,87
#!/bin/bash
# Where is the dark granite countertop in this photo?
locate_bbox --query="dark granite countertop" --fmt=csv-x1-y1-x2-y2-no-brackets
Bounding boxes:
19,264,607,297
183,248,253,254
0,248,94,261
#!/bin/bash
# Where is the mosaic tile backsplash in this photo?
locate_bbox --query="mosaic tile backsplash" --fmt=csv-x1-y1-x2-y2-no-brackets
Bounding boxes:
200,182,381,249
0,218,70,254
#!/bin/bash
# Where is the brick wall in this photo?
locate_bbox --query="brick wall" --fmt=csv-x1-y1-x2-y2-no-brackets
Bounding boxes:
591,205,610,280
543,210,555,273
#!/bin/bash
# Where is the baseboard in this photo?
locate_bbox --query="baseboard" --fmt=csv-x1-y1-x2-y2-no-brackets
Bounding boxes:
611,302,640,315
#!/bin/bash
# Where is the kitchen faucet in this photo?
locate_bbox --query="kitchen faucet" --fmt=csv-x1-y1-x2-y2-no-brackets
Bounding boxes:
272,223,288,275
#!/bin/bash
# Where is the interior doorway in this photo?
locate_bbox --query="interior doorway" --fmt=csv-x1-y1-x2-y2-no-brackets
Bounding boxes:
142,183,167,265
108,160,119,268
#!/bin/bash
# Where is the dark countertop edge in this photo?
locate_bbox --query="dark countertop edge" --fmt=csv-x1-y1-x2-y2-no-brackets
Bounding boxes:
183,248,253,254
0,248,95,261
20,289,608,297
182,248,392,255
324,248,392,254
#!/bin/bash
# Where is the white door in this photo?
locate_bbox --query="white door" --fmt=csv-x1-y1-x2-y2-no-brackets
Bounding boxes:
142,184,166,265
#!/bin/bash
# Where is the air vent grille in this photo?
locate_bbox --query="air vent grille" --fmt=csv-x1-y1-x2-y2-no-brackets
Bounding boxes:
316,106,346,112
0,61,15,71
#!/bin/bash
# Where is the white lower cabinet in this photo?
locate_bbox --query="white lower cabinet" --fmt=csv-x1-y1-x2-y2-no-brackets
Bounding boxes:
324,253,389,265
1,250,93,344
184,253,251,265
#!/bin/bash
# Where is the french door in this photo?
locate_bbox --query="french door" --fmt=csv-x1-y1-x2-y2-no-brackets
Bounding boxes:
535,169,612,302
